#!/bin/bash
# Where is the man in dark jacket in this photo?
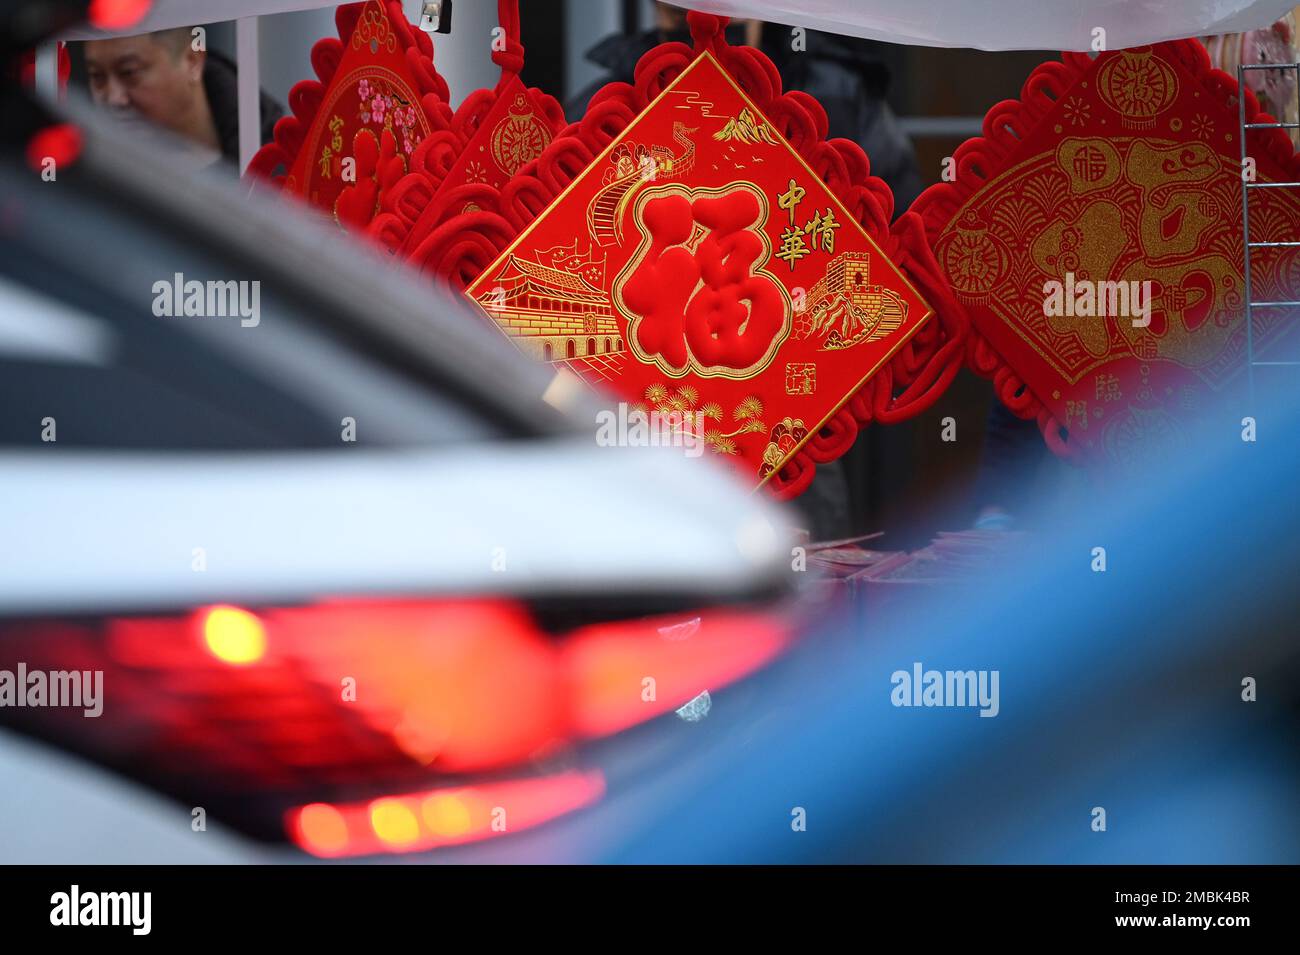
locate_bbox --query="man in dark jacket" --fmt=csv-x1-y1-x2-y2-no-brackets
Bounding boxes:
83,26,282,172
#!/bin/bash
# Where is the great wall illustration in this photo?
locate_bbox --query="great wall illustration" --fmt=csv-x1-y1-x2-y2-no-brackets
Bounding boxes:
793,251,910,350
586,122,698,247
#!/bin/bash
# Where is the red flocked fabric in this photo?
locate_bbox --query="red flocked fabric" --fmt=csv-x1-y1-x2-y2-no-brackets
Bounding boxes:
245,0,451,232
366,0,566,258
911,41,1300,463
444,12,965,499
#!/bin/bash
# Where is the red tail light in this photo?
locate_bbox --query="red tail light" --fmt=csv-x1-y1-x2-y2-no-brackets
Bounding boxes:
0,598,789,854
563,613,789,738
25,124,82,173
288,771,606,858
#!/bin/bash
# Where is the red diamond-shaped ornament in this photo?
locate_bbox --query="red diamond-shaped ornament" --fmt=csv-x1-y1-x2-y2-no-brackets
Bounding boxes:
466,51,934,492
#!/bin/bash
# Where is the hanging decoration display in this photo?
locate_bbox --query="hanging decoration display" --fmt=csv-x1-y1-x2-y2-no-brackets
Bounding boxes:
456,13,965,498
245,0,450,230
912,40,1300,462
366,1,566,259
244,0,564,247
245,8,1300,481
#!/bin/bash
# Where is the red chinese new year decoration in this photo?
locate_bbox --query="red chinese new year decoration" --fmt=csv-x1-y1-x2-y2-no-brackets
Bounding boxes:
912,41,1300,462
245,0,564,247
454,13,965,498
245,0,450,231
366,1,565,257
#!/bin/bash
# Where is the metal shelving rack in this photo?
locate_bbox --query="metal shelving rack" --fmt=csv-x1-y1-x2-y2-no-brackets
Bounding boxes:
1239,62,1300,404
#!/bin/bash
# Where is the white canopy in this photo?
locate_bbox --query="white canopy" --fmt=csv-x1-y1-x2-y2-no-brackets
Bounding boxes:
59,1,336,39
57,0,1300,50
686,0,1298,51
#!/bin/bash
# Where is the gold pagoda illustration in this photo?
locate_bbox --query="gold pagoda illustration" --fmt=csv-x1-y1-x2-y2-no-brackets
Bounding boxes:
794,250,909,350
475,242,624,364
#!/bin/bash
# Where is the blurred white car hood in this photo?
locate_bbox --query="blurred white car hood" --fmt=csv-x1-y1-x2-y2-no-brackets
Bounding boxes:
0,441,795,614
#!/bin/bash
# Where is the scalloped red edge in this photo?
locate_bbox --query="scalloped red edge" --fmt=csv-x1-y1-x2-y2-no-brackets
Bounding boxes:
910,39,1300,459
366,85,566,257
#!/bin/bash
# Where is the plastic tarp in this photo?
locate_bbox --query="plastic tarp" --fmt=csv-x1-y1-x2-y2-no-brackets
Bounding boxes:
58,0,1298,50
